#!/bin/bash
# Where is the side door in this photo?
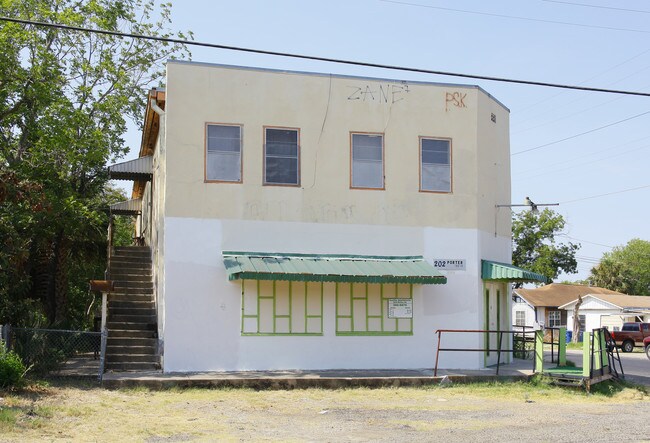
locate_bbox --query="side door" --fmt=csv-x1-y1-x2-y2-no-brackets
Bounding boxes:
484,282,506,366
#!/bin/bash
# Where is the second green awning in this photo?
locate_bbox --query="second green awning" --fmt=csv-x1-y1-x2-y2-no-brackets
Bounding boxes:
481,260,548,283
223,252,447,285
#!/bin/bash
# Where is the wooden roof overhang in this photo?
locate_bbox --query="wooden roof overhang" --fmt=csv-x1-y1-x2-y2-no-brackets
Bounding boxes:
132,88,165,200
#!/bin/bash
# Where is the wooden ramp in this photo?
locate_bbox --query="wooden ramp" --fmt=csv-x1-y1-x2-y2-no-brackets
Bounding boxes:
543,366,613,391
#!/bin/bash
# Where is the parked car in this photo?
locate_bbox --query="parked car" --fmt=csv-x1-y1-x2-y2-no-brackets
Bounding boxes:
610,322,650,353
644,336,650,360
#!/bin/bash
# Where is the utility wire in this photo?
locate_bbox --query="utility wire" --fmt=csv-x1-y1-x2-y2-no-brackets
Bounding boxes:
560,184,650,204
2,16,650,98
380,0,650,34
512,110,650,155
541,0,650,14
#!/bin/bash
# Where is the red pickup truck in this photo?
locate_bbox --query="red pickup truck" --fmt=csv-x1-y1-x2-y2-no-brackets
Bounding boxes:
610,322,650,352
645,336,650,360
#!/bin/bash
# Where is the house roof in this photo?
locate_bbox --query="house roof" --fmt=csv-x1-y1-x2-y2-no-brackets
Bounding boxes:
558,293,650,311
514,283,623,308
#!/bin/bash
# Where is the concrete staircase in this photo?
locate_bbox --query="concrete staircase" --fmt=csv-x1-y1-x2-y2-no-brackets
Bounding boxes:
105,246,160,371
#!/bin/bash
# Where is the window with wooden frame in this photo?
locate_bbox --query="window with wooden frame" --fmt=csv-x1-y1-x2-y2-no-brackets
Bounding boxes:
241,280,323,335
420,137,451,193
548,310,561,328
335,282,413,336
264,127,300,186
205,124,242,182
351,133,384,189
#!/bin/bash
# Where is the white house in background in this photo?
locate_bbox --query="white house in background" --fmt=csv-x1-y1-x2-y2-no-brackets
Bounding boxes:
108,60,547,373
559,293,650,333
512,283,623,330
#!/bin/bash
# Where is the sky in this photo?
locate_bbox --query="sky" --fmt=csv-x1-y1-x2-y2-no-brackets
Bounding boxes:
120,0,650,282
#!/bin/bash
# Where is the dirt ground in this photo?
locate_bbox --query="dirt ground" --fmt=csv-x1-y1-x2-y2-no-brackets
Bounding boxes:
1,380,649,442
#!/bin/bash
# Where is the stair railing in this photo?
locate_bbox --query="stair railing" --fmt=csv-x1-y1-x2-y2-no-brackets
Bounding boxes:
100,213,114,381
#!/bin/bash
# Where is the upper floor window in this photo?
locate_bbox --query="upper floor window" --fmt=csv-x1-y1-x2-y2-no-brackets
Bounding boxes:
351,133,384,189
206,124,242,182
264,127,300,186
420,137,451,193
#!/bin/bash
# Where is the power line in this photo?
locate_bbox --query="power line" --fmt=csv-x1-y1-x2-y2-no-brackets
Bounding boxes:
512,110,650,155
379,0,650,34
2,16,650,98
561,235,614,249
541,0,650,15
514,142,650,181
560,184,650,204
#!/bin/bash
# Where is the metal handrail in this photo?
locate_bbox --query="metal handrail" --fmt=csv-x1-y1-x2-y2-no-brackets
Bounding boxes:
434,328,536,376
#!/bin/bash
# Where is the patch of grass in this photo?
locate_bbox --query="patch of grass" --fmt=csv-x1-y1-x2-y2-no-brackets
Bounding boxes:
0,407,20,430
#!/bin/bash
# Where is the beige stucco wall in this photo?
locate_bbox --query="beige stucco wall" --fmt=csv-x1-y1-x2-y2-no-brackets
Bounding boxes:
163,61,510,231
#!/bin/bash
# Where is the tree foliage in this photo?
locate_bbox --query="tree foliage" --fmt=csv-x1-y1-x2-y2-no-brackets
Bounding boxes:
512,209,580,285
0,0,189,327
589,239,650,295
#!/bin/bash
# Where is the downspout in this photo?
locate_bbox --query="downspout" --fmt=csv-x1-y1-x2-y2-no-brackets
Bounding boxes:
149,96,166,366
151,98,165,116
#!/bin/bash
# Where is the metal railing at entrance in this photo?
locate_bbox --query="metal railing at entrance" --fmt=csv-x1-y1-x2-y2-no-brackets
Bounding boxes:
434,328,535,376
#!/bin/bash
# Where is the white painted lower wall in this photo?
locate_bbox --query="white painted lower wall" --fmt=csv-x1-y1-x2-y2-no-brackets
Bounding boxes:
160,216,510,372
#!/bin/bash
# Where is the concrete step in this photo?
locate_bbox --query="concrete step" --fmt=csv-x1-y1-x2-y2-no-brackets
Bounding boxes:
110,257,151,265
109,300,155,309
110,293,154,302
107,321,156,331
107,337,157,347
111,254,151,262
109,329,157,338
108,314,157,324
108,306,156,316
106,345,157,355
114,281,153,290
106,353,160,364
109,264,152,273
105,362,161,371
113,246,150,255
109,274,152,283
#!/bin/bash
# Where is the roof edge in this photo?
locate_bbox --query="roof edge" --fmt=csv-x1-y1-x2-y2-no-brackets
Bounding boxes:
167,59,510,112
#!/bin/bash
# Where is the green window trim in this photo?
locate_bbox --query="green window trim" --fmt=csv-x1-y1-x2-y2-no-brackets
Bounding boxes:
240,279,324,336
335,282,413,336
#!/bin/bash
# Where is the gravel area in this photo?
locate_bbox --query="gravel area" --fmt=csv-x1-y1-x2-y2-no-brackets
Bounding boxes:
1,383,649,442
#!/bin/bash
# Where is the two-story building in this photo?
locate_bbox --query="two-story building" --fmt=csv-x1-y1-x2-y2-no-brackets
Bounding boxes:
107,60,546,373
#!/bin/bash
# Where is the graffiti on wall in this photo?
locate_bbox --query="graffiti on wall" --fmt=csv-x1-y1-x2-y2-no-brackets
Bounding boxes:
347,83,410,104
445,91,467,111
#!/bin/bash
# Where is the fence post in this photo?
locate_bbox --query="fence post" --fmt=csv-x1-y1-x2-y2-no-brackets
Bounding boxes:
1,324,11,350
582,332,591,378
558,326,566,366
534,329,544,373
98,292,108,381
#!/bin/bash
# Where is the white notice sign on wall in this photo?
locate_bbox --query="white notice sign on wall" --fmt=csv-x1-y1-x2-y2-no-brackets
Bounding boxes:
388,299,413,319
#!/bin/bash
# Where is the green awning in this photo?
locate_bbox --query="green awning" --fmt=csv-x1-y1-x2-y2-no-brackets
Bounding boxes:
481,260,548,283
223,252,447,284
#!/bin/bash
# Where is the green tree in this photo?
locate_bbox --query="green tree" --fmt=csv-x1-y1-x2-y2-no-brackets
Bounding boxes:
589,239,650,295
512,209,580,286
0,0,189,327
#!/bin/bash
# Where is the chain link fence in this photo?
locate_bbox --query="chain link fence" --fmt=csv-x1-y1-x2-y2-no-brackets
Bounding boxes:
2,325,105,381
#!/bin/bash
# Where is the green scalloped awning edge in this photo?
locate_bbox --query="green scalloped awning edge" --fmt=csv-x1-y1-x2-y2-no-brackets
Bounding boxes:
481,260,548,283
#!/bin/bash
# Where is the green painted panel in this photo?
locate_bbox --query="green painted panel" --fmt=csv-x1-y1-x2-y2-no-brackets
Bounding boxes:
224,252,447,284
481,260,548,283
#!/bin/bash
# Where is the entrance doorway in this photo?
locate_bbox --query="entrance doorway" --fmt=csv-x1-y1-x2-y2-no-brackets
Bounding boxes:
484,282,508,366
